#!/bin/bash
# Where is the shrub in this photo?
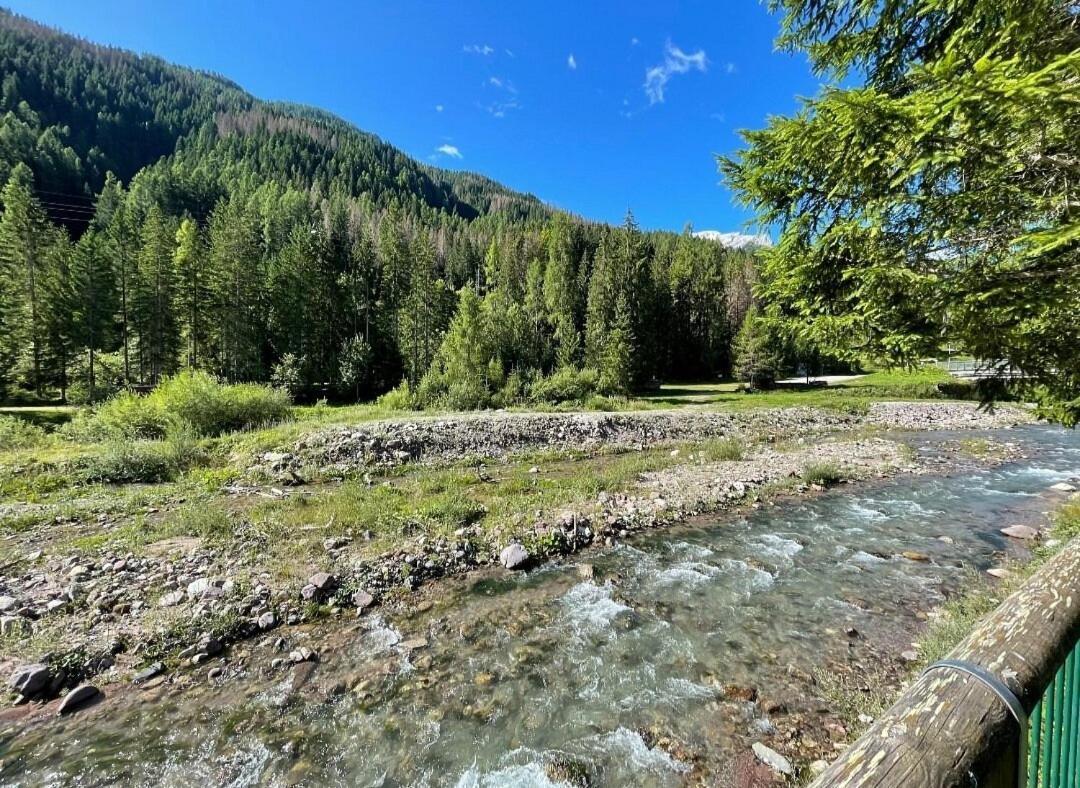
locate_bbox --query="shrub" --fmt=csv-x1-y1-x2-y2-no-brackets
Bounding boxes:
708,437,746,461
78,427,205,484
530,367,600,404
377,380,416,410
91,391,171,439
88,372,291,439
802,461,845,486
0,415,47,450
79,442,176,484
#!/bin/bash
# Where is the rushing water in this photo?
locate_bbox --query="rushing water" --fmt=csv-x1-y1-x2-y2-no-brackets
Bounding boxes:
3,426,1080,787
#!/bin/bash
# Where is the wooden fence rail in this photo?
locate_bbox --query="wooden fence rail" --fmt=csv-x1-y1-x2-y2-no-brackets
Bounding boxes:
810,540,1080,787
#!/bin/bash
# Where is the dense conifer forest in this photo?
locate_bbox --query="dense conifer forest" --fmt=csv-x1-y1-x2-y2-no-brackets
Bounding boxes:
0,9,773,407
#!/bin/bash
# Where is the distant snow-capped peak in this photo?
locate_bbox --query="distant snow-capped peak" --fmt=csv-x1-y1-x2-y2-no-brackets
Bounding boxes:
692,230,772,249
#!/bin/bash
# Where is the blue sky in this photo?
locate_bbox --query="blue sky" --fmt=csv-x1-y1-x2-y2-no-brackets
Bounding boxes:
7,0,823,233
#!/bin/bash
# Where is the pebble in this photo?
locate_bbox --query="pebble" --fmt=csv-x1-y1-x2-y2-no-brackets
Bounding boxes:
257,612,276,630
987,567,1013,579
207,667,223,680
1049,482,1077,493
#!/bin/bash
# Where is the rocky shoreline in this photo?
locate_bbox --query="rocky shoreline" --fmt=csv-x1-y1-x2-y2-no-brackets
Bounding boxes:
253,400,1031,480
1,401,1034,719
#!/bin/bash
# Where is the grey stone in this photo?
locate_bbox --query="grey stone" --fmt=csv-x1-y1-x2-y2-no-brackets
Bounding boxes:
0,596,16,612
132,663,164,684
9,663,51,697
187,578,225,600
57,684,101,714
308,572,336,591
351,590,374,610
752,742,792,775
159,590,185,607
499,543,529,570
257,612,276,630
1001,524,1040,541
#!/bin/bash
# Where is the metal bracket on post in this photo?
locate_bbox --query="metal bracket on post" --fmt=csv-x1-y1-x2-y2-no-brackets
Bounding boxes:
924,659,1028,788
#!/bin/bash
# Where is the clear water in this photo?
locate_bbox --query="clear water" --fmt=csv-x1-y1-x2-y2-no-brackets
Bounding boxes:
3,426,1079,787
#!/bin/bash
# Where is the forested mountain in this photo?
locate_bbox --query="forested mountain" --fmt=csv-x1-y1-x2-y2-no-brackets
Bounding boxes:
0,7,772,406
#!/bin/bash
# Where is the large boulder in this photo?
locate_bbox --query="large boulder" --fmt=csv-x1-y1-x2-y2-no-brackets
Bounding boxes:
57,684,101,714
9,663,50,698
499,543,530,570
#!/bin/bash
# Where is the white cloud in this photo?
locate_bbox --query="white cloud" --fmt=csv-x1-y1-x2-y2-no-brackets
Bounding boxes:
489,76,503,88
567,53,577,70
463,44,495,56
725,62,736,74
482,99,520,118
436,144,463,159
631,37,639,46
435,104,444,112
644,41,708,104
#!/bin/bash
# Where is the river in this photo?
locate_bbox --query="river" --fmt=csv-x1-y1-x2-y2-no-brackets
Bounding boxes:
2,425,1079,787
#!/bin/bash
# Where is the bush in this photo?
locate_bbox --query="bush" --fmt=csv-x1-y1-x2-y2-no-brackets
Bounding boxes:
78,425,205,484
530,367,600,404
0,415,48,450
802,461,845,486
91,391,171,439
708,437,746,461
377,380,416,410
89,372,292,439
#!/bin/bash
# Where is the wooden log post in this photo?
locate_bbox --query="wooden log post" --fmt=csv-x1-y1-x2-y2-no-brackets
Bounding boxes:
811,539,1080,787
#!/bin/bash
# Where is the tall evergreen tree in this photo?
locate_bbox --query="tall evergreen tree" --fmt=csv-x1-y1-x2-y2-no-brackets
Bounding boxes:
0,163,50,395
133,205,178,383
173,217,209,369
69,230,118,400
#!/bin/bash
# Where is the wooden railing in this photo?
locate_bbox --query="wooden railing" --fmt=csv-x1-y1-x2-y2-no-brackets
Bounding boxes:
810,540,1080,787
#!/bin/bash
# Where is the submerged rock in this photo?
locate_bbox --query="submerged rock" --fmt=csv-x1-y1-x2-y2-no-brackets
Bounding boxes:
1001,524,1040,541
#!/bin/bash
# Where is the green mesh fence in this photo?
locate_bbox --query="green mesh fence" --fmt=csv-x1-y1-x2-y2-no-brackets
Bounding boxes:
1028,643,1080,787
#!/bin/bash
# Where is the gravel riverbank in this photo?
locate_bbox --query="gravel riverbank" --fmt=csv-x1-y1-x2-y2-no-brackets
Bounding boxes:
0,401,1036,717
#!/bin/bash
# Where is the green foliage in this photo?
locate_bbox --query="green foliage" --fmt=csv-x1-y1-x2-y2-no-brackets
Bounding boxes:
91,371,290,439
801,461,844,486
723,0,1080,423
0,413,46,450
529,367,600,404
733,308,783,390
78,431,203,484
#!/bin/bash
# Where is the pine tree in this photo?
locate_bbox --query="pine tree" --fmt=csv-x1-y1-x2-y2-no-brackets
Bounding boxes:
94,173,136,383
397,229,442,386
208,195,264,381
173,217,209,369
133,205,178,383
0,164,51,396
733,307,782,390
69,230,118,400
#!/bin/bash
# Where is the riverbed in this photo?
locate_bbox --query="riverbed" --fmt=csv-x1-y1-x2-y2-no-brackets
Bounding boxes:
2,425,1078,786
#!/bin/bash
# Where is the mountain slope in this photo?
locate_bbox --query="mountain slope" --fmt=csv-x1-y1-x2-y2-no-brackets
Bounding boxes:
0,7,547,226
